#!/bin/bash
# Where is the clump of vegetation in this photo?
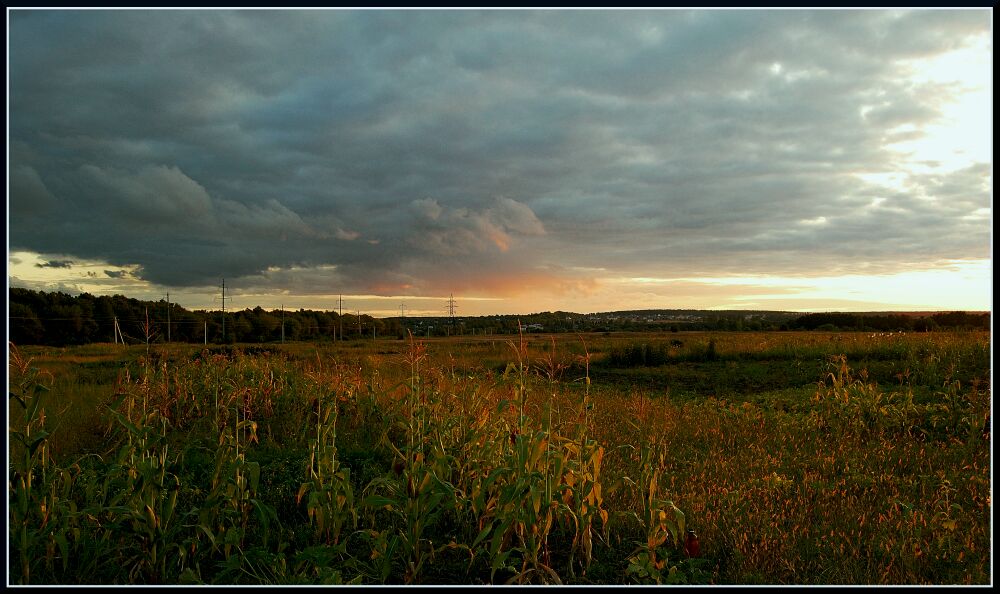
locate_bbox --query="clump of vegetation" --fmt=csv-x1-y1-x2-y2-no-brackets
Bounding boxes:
8,330,991,585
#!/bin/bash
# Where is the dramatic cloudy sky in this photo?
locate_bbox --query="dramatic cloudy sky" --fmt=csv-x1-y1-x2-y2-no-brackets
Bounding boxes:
7,9,993,316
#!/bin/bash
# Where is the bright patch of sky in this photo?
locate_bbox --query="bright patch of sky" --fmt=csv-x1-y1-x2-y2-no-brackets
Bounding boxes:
891,33,991,172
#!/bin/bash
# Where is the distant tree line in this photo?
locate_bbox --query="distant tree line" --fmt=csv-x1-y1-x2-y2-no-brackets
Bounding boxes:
786,311,989,332
5,288,990,346
7,288,404,346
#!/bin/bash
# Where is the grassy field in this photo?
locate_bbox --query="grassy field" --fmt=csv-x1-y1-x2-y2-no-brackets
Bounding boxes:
8,330,992,585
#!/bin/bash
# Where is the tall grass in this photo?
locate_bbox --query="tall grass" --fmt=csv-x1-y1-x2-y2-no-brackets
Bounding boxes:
8,331,991,584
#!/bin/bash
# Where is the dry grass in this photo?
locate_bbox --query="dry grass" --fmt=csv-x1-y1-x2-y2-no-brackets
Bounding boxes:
8,331,991,584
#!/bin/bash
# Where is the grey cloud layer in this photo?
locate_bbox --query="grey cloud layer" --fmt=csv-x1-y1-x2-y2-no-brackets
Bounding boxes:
9,9,991,296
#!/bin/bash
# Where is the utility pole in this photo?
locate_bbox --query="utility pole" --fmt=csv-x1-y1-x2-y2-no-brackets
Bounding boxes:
339,295,344,341
204,321,207,345
281,304,285,344
144,307,151,354
221,279,227,344
358,309,362,337
166,292,171,343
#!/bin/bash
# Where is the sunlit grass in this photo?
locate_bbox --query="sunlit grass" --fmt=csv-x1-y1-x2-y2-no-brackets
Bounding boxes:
8,330,991,584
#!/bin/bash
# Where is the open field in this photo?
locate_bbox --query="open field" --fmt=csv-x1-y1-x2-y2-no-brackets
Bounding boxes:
8,330,992,585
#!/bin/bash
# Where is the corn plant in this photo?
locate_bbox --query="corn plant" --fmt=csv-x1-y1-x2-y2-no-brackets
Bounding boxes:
364,441,460,584
504,324,531,439
561,438,606,580
471,335,606,583
490,426,569,585
812,355,890,437
458,399,510,563
927,379,977,438
468,334,572,585
9,343,77,584
563,337,608,580
297,391,356,546
469,419,561,583
97,353,229,584
362,335,459,584
623,440,686,584
198,415,275,565
340,528,399,584
104,406,184,582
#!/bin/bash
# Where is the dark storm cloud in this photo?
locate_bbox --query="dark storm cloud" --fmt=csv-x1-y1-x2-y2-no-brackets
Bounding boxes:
36,259,75,269
8,9,991,298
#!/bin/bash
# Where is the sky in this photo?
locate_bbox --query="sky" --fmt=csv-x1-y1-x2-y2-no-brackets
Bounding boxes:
7,8,993,317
